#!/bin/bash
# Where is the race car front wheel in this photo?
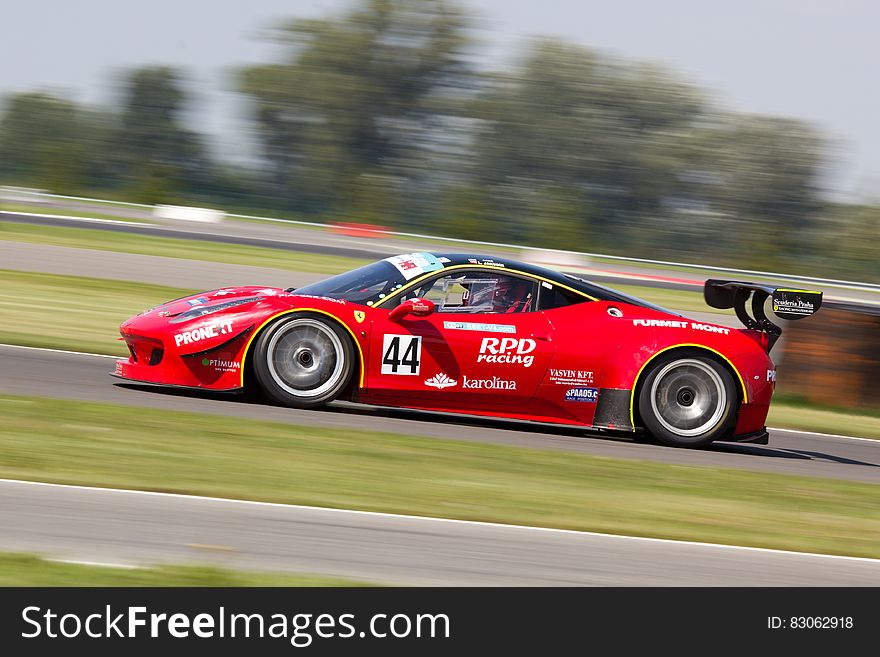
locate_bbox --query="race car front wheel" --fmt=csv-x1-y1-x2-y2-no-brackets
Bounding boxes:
253,314,354,408
638,353,736,448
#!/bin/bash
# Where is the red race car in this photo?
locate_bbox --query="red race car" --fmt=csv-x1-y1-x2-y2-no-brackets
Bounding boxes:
114,252,822,448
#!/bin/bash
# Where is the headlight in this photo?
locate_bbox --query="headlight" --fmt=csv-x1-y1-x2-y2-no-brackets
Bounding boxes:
168,296,262,323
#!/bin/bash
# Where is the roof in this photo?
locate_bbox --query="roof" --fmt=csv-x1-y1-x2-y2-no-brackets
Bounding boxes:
436,253,678,314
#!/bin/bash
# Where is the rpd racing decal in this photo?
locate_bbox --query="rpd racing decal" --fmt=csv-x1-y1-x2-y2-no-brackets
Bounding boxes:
477,338,535,367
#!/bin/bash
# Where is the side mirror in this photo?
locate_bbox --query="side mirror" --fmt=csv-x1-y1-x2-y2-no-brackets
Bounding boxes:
388,298,435,322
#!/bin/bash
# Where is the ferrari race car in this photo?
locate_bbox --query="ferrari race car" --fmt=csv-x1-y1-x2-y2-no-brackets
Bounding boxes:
114,252,822,448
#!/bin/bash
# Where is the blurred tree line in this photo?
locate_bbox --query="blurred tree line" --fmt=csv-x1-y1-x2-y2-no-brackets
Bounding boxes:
0,0,876,281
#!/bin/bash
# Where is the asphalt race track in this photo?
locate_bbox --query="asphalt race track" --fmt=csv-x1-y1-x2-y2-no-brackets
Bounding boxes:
2,345,878,484
0,241,323,291
2,214,878,585
1,479,878,586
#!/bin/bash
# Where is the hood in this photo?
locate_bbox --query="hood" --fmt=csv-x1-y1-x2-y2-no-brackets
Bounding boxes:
141,286,286,318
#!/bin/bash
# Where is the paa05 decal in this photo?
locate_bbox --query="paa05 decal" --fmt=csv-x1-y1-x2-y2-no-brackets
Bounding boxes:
354,310,366,324
443,321,516,334
425,373,457,389
565,387,598,403
384,252,444,280
381,334,422,375
186,297,210,306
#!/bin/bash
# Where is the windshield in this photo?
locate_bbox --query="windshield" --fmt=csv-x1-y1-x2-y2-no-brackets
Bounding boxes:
290,261,407,305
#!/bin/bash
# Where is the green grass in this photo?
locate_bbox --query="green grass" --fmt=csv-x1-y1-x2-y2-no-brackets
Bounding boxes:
0,221,370,274
0,552,368,586
769,401,880,440
0,270,194,356
0,202,150,222
1,395,879,558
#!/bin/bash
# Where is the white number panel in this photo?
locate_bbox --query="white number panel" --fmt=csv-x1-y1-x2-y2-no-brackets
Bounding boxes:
381,334,422,375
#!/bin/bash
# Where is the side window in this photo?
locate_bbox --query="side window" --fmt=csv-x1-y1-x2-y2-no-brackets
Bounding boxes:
538,285,590,311
403,271,538,314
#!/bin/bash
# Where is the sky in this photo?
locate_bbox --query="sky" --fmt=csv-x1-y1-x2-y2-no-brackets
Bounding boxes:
1,0,877,200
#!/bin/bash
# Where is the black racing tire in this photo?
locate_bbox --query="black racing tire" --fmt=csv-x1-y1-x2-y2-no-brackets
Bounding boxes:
637,351,737,448
252,313,354,408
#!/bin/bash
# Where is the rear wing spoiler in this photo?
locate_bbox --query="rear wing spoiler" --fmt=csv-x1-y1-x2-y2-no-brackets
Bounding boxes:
704,280,822,351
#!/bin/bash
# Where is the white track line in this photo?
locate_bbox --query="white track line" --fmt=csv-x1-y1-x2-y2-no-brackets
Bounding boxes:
1,344,877,444
0,343,119,359
2,210,152,227
2,477,878,565
47,558,143,570
768,426,879,443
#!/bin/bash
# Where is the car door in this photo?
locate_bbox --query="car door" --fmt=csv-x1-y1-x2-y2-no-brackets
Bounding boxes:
364,268,555,409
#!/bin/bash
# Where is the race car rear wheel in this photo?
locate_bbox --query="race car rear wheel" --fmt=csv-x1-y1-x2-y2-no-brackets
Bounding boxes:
638,353,736,448
253,314,354,408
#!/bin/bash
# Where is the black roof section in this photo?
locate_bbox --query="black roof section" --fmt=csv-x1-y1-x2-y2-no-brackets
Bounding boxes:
435,253,680,315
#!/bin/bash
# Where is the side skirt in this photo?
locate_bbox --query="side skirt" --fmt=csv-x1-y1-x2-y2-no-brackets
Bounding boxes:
592,388,635,432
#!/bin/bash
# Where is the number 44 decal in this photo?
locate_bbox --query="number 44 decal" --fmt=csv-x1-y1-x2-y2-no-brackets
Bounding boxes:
382,334,422,375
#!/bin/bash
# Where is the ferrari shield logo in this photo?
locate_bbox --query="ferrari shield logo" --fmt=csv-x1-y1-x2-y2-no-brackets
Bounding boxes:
354,310,366,323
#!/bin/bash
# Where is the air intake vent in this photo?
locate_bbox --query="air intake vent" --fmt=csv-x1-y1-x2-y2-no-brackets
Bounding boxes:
148,348,164,366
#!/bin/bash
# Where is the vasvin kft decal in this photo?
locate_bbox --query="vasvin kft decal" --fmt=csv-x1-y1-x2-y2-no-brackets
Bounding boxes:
548,369,594,386
381,335,422,375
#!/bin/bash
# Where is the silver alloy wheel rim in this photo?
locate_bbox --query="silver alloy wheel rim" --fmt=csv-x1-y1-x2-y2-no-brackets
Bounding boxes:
266,318,345,398
650,358,726,437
